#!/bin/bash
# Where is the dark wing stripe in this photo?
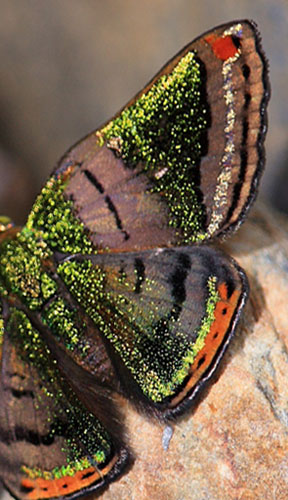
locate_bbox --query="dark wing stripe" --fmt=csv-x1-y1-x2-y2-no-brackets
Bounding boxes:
134,258,145,294
83,169,104,194
104,195,130,241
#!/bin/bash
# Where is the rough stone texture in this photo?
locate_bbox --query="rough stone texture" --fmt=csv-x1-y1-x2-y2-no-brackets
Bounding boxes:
0,201,288,500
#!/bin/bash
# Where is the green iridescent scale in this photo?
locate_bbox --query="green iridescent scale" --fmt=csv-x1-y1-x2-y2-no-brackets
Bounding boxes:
0,233,55,310
26,176,93,254
6,308,113,477
100,51,209,241
44,297,88,353
0,215,220,405
0,227,93,356
57,259,219,403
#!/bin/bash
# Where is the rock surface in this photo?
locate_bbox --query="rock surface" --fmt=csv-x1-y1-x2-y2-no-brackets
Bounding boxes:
1,201,288,500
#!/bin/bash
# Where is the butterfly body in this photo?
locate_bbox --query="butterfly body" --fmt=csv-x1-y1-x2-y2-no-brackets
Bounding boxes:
0,20,269,500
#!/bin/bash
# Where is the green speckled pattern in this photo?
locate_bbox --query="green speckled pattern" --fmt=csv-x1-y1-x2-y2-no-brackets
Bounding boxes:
100,51,209,241
7,308,113,476
0,211,221,405
57,256,219,403
26,176,93,254
43,297,88,353
0,233,55,310
0,194,115,484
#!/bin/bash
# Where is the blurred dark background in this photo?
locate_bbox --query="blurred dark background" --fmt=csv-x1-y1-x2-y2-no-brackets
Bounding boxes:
0,0,287,225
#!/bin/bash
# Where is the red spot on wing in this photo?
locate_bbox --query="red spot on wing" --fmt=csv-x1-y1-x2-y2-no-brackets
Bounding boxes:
205,34,239,60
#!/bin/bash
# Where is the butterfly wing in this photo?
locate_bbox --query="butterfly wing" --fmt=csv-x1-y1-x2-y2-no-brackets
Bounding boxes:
17,19,268,417
26,19,269,253
0,19,269,499
54,245,248,417
0,303,127,500
0,229,247,418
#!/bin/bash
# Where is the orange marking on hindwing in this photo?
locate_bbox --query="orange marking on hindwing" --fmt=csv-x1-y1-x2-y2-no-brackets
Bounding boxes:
21,455,118,499
169,282,241,408
205,34,239,60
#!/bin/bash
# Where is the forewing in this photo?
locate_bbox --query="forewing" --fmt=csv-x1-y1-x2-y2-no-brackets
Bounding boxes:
0,303,127,500
26,20,269,252
56,246,248,417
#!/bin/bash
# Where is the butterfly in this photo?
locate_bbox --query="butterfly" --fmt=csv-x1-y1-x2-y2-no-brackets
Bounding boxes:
0,19,269,500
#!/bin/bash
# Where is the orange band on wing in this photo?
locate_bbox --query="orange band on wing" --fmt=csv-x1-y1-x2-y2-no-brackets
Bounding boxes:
21,454,118,499
169,282,241,408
